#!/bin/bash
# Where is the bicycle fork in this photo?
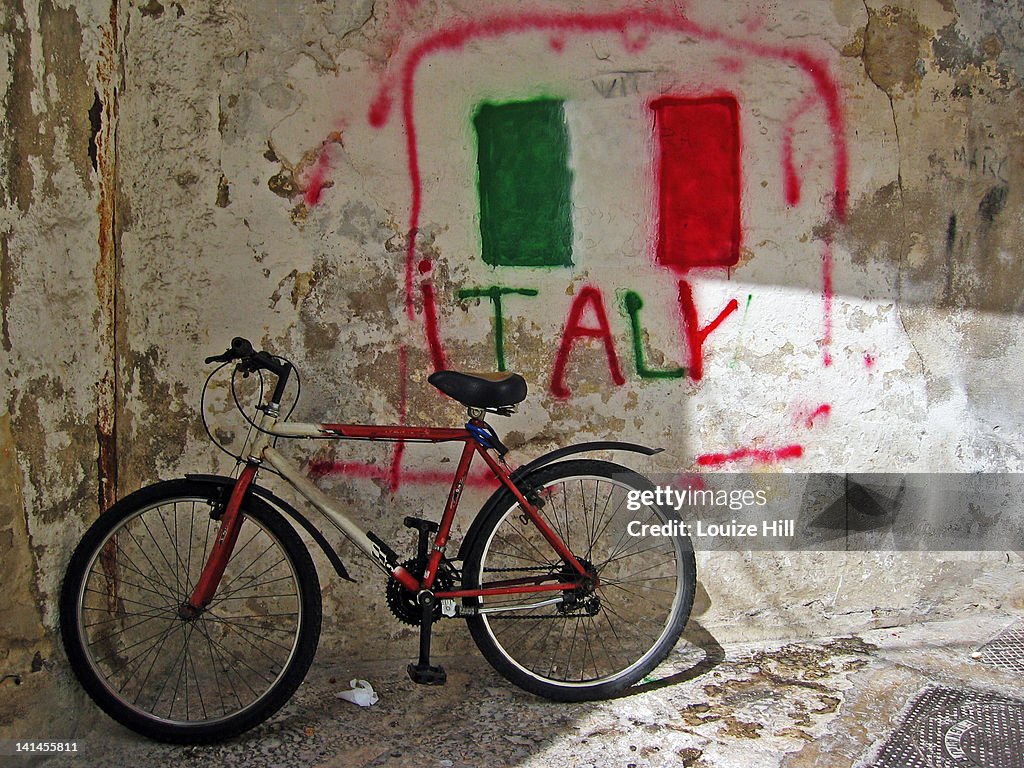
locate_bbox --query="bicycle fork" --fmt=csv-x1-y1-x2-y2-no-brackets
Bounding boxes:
179,463,259,618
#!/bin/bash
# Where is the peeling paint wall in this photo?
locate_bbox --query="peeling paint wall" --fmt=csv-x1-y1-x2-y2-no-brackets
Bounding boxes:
2,0,1023,727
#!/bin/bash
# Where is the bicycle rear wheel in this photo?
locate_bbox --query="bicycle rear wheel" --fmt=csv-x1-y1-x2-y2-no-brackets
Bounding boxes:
60,479,321,743
463,459,695,700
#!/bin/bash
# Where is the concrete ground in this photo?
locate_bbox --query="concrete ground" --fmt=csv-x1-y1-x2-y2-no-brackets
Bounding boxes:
13,612,1024,768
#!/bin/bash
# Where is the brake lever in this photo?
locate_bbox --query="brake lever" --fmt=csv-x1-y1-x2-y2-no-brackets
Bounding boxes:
205,351,233,364
205,337,255,365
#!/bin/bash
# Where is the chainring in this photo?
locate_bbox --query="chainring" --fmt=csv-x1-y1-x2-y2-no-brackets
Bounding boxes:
386,557,455,626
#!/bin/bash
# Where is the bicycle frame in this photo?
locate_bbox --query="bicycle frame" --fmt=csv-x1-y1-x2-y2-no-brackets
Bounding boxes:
186,407,591,614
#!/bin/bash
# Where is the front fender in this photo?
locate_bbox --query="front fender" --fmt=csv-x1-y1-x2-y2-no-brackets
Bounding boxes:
186,473,355,583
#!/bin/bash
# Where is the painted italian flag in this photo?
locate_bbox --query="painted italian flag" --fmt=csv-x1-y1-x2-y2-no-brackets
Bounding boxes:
472,95,741,272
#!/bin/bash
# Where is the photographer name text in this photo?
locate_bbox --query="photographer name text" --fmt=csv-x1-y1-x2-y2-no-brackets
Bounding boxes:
627,519,796,538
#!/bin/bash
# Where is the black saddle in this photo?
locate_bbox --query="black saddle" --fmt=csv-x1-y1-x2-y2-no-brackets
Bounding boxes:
428,370,527,409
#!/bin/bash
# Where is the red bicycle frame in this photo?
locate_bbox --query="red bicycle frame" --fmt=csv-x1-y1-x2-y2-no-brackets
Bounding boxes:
187,416,591,613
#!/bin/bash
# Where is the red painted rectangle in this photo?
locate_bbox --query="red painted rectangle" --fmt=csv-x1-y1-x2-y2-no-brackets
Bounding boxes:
652,96,741,271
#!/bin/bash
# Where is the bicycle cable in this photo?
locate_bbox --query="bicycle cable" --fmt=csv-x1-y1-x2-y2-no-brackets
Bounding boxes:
201,361,243,463
201,353,302,472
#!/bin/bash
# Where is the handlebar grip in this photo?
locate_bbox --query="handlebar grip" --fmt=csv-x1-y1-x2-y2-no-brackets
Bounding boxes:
231,337,255,357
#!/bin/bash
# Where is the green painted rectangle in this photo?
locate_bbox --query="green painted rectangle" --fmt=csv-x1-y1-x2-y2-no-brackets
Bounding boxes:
474,99,573,268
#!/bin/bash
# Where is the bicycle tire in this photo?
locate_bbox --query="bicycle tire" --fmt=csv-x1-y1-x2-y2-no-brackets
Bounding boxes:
59,478,322,743
463,459,695,701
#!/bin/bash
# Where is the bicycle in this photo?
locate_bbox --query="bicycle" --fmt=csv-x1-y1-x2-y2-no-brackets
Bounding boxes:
60,337,696,743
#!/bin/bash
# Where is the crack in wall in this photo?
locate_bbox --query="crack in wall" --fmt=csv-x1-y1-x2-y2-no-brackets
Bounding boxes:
861,0,927,376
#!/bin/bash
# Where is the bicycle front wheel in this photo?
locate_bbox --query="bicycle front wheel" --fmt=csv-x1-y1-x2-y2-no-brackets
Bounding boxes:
59,479,322,743
463,459,696,700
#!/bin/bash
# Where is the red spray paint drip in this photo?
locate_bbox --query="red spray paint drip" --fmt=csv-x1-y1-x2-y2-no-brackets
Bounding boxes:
307,459,500,489
387,344,410,493
781,94,817,208
822,241,834,367
421,280,447,371
304,148,332,207
696,444,804,468
805,403,831,429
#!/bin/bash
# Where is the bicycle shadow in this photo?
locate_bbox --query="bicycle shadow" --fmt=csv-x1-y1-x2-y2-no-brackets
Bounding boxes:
614,619,726,699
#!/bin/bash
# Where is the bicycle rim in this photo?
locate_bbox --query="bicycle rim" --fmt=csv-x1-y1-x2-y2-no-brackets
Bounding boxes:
73,496,305,727
475,470,690,688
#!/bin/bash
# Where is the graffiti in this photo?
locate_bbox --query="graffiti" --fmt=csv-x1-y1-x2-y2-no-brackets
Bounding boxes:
550,286,626,399
591,70,650,98
303,147,332,207
448,282,738,390
421,278,447,371
621,290,686,380
677,281,739,382
822,242,834,367
457,286,539,372
953,145,1009,183
696,444,804,468
797,403,832,430
729,294,754,368
652,96,741,271
330,6,853,486
781,94,818,207
366,6,849,323
474,100,574,267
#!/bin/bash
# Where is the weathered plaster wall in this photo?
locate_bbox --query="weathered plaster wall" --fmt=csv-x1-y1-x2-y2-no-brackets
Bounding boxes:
2,0,1023,728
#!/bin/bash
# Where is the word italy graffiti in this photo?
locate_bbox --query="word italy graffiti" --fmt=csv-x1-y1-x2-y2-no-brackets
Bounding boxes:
309,5,852,484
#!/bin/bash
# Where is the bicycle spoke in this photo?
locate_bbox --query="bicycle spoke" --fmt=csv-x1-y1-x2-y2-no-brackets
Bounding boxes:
138,513,186,599
187,626,208,721
196,615,233,717
213,551,285,604
71,489,314,731
122,525,179,600
194,615,250,711
159,503,186,598
471,465,692,693
212,573,296,603
601,507,661,567
85,606,176,644
198,621,277,687
103,537,181,604
126,621,181,707
202,614,297,653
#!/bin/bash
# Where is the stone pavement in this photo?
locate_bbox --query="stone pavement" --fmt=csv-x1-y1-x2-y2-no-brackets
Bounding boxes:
20,613,1024,768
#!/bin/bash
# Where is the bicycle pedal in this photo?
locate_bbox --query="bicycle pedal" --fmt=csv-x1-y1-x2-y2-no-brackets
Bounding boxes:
407,662,447,686
403,516,439,533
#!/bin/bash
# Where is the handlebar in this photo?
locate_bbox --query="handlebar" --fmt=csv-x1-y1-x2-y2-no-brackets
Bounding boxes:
206,337,293,407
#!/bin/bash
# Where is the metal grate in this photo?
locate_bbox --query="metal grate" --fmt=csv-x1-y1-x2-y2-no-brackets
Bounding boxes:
975,620,1024,674
863,686,1024,768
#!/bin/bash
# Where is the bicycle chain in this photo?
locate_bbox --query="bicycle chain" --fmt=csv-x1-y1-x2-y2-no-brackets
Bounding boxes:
476,566,600,620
